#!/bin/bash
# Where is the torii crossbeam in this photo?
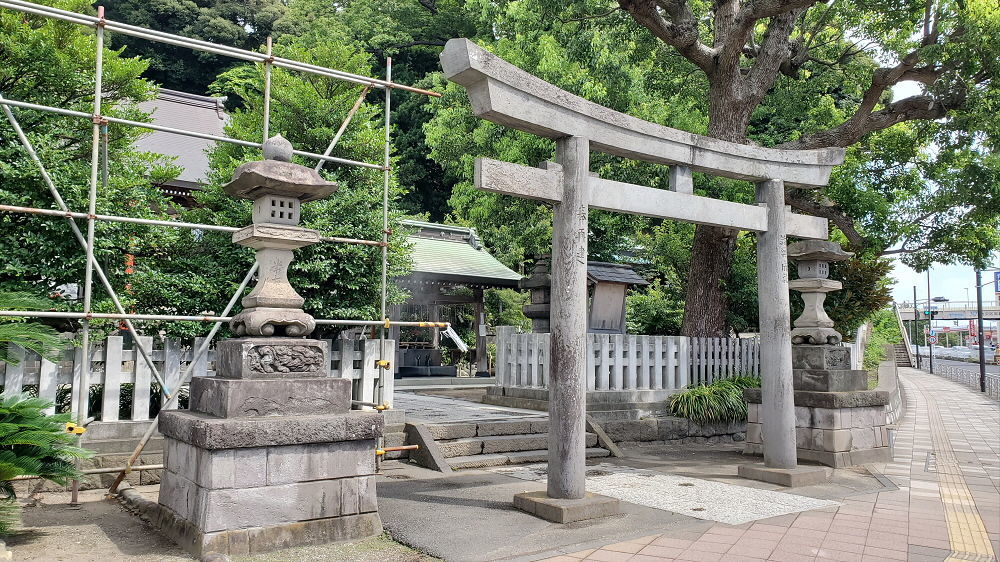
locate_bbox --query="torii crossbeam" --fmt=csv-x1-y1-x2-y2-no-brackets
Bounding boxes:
441,39,845,519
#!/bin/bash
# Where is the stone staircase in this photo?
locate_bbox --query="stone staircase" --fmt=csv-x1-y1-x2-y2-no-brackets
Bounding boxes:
893,343,912,367
425,418,612,470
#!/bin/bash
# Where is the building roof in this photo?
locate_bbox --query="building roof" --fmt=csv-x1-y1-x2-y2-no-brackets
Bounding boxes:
587,261,649,286
134,88,227,187
402,220,523,288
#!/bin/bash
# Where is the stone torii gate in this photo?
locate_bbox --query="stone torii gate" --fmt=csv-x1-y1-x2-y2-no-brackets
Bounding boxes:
441,39,845,520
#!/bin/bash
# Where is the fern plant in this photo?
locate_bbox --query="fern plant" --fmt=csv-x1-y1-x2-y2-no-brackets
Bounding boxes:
0,291,66,365
667,376,761,425
0,393,92,535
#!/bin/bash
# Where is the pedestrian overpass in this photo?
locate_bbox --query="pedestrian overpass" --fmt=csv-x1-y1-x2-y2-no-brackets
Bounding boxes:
897,301,1000,321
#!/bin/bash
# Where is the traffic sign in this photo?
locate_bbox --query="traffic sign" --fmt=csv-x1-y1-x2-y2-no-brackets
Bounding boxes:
942,326,951,333
928,336,938,344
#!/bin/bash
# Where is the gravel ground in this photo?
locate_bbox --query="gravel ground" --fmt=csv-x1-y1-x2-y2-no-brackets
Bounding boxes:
6,486,437,562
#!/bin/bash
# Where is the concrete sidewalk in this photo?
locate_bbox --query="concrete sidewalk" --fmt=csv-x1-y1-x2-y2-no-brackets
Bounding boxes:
529,367,999,562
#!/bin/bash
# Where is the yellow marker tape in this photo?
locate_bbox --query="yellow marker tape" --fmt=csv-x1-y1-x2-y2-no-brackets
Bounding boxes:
375,402,391,411
375,449,386,456
376,359,391,369
384,318,391,329
66,422,86,434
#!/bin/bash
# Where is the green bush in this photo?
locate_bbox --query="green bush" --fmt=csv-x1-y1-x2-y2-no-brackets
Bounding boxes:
667,376,761,425
0,393,92,535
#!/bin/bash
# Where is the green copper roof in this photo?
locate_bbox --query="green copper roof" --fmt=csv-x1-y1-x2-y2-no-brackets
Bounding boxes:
407,236,523,287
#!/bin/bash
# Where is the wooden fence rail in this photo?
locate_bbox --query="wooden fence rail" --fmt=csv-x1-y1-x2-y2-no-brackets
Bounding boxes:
495,327,761,392
0,336,395,420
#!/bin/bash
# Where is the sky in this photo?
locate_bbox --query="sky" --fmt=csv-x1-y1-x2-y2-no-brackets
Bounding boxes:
890,259,1000,306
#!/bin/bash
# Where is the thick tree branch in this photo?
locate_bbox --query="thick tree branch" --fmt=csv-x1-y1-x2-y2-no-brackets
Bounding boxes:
785,189,868,250
780,94,952,149
618,0,715,73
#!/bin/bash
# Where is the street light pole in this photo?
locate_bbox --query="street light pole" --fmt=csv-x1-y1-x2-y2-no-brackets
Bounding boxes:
976,269,986,392
927,269,934,374
913,285,921,369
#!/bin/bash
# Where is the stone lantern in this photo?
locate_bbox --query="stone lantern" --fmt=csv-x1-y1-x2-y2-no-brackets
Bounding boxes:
156,136,383,557
788,240,852,346
744,239,891,468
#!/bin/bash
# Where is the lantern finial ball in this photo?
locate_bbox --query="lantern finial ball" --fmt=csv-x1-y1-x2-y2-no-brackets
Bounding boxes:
263,134,293,162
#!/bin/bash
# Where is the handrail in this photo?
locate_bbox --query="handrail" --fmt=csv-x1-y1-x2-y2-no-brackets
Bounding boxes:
893,304,915,368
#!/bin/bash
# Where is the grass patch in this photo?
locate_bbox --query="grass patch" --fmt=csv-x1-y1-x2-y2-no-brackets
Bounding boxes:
667,376,761,425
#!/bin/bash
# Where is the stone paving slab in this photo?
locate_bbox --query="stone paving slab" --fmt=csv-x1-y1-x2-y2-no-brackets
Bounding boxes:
491,463,839,525
393,391,546,424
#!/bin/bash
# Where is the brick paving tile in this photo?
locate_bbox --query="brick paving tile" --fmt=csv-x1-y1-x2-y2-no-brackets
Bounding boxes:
675,549,725,561
581,549,632,562
699,533,742,545
751,524,793,534
814,549,862,562
630,555,671,562
566,548,595,558
729,546,778,559
742,530,786,543
705,527,748,537
689,541,736,554
629,535,663,545
541,556,579,562
637,544,686,558
651,537,696,549
765,548,816,561
819,540,864,554
718,556,766,562
860,545,908,560
601,541,645,554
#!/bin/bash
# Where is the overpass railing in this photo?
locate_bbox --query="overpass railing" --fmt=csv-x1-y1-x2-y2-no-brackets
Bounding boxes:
936,365,1000,400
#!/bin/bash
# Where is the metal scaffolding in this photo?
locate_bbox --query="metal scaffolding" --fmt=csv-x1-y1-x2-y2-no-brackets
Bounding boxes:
0,1,446,494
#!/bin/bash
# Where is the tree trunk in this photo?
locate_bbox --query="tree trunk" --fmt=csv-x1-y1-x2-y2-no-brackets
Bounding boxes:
680,83,749,337
680,224,739,336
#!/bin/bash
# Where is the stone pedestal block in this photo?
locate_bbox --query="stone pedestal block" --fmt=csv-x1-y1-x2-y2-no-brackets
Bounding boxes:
792,345,850,371
792,369,868,392
156,409,383,556
216,338,328,379
190,376,351,418
743,388,891,467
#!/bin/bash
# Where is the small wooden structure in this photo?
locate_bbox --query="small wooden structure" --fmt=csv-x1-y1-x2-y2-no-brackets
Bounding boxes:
393,220,522,377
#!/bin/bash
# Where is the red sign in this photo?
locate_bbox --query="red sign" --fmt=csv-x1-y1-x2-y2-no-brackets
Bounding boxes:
942,326,951,333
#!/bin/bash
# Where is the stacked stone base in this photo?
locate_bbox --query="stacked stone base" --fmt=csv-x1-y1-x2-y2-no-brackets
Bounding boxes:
154,337,384,557
743,345,891,468
744,388,891,467
157,410,383,556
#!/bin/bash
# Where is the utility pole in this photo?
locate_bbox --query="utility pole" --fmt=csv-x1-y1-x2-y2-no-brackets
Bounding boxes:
913,285,921,369
976,269,986,392
927,269,934,374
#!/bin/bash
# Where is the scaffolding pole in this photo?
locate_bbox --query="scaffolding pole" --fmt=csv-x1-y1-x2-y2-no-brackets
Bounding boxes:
378,58,393,406
316,85,372,173
106,263,258,495
262,36,273,143
0,203,387,246
0,0,441,98
0,96,382,170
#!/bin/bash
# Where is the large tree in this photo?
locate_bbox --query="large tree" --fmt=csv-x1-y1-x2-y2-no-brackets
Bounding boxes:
615,0,999,335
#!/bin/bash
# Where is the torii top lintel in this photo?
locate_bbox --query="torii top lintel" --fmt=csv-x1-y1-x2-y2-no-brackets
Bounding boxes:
440,39,845,189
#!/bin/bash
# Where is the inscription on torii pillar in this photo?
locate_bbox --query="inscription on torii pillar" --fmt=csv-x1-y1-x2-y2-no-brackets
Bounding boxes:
441,39,846,515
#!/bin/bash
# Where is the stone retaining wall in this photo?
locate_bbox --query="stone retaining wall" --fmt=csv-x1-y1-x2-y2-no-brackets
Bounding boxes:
600,416,746,445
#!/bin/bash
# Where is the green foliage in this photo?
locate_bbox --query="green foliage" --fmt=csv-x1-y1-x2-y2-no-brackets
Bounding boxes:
0,393,92,535
484,289,530,332
863,309,903,373
626,281,683,336
102,0,285,93
0,292,68,364
667,376,761,425
0,0,178,331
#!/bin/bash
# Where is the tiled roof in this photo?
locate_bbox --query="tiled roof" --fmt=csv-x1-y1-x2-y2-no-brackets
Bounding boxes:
404,221,522,287
587,261,648,286
134,88,227,186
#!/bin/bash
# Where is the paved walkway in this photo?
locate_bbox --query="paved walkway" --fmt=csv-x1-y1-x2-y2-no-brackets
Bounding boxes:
542,367,999,562
393,390,545,423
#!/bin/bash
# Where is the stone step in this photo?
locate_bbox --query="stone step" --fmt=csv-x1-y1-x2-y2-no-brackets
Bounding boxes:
448,447,611,470
437,432,598,458
426,419,549,440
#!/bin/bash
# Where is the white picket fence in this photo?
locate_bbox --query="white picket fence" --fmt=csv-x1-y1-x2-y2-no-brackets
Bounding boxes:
494,327,760,392
0,335,395,420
